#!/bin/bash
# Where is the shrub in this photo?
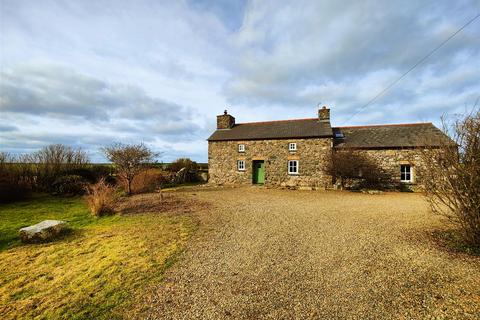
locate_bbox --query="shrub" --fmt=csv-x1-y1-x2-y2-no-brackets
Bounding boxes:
66,165,115,184
27,144,90,192
129,169,170,194
85,178,116,216
325,150,392,190
0,153,33,203
168,158,200,183
421,109,480,249
52,175,88,196
168,158,198,173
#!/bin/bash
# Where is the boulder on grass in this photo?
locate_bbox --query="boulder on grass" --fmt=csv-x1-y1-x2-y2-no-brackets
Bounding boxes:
19,220,70,244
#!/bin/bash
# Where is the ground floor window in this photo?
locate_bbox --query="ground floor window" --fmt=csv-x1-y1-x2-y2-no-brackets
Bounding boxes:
400,164,412,182
237,160,245,171
288,160,299,175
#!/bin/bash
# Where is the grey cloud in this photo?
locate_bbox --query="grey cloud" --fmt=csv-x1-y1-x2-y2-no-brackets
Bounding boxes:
0,124,18,132
1,65,109,118
224,0,480,114
0,63,200,132
0,63,207,160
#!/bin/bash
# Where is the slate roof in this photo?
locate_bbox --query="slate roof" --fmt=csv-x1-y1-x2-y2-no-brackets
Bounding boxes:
333,123,453,149
207,118,333,141
208,117,452,148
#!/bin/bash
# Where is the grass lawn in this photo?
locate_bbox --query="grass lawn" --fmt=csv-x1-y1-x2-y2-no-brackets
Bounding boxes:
0,194,197,319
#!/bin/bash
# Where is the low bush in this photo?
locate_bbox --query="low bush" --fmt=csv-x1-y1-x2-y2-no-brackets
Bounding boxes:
52,175,88,196
168,158,198,173
0,178,32,203
66,165,115,184
0,153,33,203
129,169,171,194
168,158,200,183
28,144,90,192
85,178,116,216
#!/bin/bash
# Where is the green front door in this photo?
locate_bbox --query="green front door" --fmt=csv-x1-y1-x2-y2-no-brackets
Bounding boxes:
253,161,265,184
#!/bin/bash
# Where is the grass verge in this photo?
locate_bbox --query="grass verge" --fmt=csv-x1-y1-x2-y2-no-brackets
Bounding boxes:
0,194,197,319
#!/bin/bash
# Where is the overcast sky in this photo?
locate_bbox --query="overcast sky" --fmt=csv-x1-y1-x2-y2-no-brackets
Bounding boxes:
1,0,479,162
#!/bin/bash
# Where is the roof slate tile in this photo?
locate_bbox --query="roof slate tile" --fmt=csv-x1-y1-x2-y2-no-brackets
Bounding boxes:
208,118,333,141
333,123,452,148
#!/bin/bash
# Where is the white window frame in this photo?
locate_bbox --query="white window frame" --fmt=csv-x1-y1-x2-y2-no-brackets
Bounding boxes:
238,144,245,153
237,160,245,171
288,142,297,151
288,160,299,175
400,164,412,183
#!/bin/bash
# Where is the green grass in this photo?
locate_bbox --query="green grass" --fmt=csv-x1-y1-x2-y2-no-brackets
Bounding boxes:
0,195,197,319
0,195,113,251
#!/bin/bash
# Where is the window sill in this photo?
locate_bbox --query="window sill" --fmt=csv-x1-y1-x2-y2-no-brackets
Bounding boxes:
288,173,299,176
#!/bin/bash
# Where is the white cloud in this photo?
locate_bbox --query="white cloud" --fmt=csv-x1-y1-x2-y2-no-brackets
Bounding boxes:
1,0,479,161
224,0,479,120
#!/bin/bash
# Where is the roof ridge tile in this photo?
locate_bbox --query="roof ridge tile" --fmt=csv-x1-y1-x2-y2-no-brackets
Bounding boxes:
336,122,432,129
236,118,319,125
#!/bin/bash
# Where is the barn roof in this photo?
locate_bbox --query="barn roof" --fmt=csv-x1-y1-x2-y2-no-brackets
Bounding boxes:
333,123,453,149
207,118,333,141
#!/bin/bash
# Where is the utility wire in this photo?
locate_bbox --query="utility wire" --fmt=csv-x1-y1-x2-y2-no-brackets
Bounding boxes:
342,12,480,125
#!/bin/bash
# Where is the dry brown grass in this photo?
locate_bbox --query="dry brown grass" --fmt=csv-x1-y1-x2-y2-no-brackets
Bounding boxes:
85,178,116,216
114,191,209,216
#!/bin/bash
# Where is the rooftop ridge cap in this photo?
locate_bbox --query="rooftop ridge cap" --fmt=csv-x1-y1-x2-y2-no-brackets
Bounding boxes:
236,117,320,125
335,122,433,129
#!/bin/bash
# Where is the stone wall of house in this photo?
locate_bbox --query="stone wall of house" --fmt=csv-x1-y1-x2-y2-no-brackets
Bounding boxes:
208,138,333,189
356,148,427,190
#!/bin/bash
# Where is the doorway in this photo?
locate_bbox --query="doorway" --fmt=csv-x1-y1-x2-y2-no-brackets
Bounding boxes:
252,160,265,184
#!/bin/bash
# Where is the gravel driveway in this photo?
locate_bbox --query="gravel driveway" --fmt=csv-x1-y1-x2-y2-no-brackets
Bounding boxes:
136,187,480,319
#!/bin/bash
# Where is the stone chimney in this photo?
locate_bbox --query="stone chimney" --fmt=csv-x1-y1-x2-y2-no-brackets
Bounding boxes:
318,106,330,122
217,110,235,129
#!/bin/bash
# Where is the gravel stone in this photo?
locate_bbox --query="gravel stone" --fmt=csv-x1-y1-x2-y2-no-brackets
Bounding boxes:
135,187,480,319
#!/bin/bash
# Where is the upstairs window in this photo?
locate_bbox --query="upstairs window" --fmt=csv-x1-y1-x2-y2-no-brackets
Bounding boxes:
237,160,245,171
288,160,299,175
400,165,412,183
238,144,245,153
289,142,297,151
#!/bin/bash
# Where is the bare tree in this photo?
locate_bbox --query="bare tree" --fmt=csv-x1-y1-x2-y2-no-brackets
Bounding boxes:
421,109,480,248
325,149,392,189
28,144,89,190
102,143,158,195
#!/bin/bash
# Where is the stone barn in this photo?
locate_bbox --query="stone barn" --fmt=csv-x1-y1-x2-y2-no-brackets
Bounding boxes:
207,107,451,189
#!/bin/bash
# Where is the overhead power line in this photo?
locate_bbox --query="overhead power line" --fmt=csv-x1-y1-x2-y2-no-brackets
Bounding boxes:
342,12,480,125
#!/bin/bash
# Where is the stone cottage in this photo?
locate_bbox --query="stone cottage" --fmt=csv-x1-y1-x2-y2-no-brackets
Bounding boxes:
207,107,450,189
